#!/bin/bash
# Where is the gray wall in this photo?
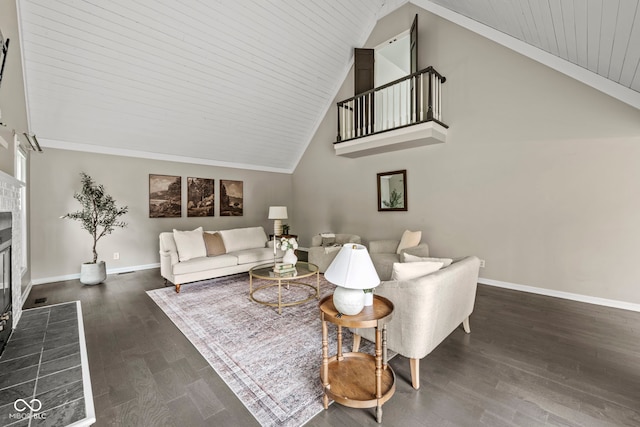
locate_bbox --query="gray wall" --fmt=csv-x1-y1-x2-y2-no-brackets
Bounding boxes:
0,0,30,175
293,4,640,304
0,0,32,294
30,149,292,282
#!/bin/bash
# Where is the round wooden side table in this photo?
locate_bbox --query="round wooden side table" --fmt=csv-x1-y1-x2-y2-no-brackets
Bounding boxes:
319,294,395,423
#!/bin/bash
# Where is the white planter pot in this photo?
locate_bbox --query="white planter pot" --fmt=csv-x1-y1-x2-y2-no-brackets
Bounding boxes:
283,249,298,266
80,261,106,285
363,291,374,306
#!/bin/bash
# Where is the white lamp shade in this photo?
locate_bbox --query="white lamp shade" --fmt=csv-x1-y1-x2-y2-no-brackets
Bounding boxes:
268,206,288,220
324,244,380,290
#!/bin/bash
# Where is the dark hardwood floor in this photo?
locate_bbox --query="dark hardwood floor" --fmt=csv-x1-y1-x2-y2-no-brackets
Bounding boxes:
21,269,640,426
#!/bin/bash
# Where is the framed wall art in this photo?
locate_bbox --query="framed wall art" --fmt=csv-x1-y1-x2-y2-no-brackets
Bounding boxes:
187,177,214,217
149,174,182,218
220,180,243,216
377,170,407,212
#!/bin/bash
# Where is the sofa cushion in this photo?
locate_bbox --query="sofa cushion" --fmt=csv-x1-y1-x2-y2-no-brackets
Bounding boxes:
173,227,207,262
391,261,443,281
322,236,336,246
173,254,239,275
229,247,275,264
402,253,453,268
370,253,401,281
396,230,422,254
204,232,226,256
219,227,267,253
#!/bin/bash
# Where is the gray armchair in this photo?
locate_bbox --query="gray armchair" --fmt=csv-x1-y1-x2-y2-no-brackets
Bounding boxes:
353,256,481,389
369,239,431,280
308,234,361,273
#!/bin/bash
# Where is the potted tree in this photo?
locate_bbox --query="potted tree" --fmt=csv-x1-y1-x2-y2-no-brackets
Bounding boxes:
63,172,128,285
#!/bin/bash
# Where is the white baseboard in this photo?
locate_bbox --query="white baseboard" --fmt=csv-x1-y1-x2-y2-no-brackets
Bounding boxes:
479,277,640,313
31,263,161,285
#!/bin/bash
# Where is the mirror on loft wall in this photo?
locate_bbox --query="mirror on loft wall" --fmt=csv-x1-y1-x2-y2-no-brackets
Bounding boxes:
377,170,407,212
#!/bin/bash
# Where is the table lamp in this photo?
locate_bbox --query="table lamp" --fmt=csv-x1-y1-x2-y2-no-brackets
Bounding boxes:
324,244,381,315
268,206,288,236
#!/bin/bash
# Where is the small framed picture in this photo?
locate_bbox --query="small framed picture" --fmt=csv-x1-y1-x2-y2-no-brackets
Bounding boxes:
149,174,182,218
187,178,214,217
220,180,243,216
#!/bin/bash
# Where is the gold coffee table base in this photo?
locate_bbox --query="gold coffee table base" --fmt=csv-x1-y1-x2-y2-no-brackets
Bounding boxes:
250,281,318,313
249,262,320,314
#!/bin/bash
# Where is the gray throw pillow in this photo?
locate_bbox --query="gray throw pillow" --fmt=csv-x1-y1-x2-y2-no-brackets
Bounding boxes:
322,237,336,247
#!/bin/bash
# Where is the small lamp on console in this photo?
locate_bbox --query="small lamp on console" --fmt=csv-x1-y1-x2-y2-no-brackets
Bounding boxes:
324,244,380,315
268,206,288,236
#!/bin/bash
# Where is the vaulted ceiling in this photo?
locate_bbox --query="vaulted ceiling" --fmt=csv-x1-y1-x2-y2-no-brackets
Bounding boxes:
16,0,640,173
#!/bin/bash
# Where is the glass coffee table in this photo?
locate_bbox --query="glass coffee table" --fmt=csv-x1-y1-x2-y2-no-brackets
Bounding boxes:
249,262,320,314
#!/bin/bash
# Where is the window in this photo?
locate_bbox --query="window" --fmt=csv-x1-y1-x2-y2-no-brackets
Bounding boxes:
14,136,27,273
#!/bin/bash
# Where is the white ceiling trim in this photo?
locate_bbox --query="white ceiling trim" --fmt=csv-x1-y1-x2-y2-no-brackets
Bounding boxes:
412,0,640,110
39,138,294,174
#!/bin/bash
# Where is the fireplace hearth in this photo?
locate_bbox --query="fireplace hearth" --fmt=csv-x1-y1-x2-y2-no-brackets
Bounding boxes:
0,211,12,355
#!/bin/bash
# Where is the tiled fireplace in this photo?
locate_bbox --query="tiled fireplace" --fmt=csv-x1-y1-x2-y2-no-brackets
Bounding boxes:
0,170,24,351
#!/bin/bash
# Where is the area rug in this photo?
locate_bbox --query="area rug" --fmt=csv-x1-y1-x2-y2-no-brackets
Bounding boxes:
146,273,381,427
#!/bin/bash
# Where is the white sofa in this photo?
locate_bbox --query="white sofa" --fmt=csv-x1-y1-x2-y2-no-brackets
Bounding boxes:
159,226,282,292
352,256,481,389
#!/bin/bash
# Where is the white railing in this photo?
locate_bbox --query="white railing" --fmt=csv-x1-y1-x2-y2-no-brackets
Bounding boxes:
336,67,446,142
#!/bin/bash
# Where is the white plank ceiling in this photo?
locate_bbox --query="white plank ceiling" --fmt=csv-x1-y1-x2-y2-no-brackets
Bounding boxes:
428,0,640,92
15,0,640,172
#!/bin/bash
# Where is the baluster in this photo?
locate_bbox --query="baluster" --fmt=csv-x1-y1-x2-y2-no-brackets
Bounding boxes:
336,103,341,142
435,74,439,121
367,93,371,135
343,101,347,140
397,82,401,127
393,85,397,128
438,77,442,121
385,88,389,131
345,101,349,139
435,76,440,120
356,97,360,137
400,81,405,126
412,76,416,124
405,80,410,125
427,71,434,121
420,73,424,121
339,103,343,141
360,96,364,136
351,100,355,138
360,95,364,136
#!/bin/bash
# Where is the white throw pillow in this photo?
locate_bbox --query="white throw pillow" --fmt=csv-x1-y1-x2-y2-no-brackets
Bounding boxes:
402,253,453,268
173,227,207,262
219,227,267,253
391,261,443,281
396,230,422,254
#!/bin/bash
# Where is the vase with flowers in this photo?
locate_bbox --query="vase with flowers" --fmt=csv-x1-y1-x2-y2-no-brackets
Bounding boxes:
280,236,299,265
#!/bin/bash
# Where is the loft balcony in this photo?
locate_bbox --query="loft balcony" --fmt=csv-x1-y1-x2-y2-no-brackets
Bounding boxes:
334,67,448,158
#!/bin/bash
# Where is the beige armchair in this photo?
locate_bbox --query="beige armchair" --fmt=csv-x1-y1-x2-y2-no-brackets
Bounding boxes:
308,234,361,273
369,239,431,280
352,256,481,389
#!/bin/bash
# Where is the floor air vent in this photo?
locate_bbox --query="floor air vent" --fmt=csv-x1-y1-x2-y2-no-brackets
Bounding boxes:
34,297,47,304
